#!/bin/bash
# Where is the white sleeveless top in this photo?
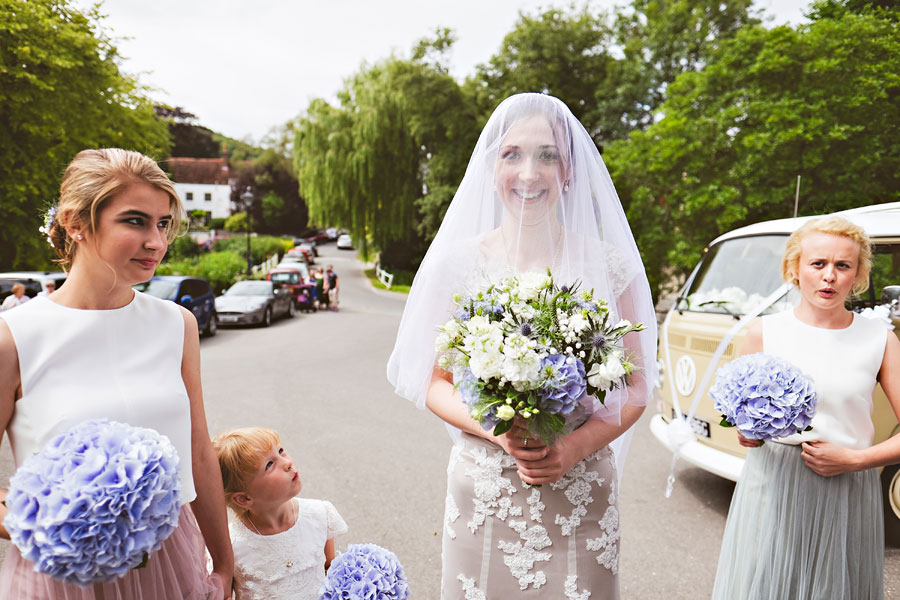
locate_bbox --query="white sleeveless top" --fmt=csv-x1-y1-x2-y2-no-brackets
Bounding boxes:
763,309,887,449
1,292,196,502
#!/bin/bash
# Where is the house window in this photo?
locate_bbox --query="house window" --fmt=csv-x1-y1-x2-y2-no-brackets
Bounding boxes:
185,192,193,201
204,193,212,202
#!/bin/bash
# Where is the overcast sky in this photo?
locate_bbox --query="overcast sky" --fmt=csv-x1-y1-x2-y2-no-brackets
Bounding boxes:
76,0,812,142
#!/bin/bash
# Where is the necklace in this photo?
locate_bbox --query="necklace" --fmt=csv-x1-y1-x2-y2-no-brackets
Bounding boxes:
245,501,299,569
500,226,564,271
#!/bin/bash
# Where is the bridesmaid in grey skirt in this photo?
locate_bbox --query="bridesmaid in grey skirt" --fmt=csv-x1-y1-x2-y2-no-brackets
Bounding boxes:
712,215,900,600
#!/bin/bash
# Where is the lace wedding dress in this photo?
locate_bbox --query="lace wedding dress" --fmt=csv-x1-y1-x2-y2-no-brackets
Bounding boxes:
439,239,631,600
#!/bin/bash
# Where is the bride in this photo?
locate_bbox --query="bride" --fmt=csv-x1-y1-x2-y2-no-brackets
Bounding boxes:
388,93,658,598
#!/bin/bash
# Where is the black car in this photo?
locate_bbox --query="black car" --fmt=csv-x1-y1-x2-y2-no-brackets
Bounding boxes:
215,280,294,327
134,276,217,336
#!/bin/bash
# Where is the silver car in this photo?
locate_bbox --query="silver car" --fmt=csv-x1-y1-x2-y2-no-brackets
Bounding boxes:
215,280,294,327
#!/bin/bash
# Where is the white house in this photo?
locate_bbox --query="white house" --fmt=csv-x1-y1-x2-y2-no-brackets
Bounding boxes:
167,158,233,220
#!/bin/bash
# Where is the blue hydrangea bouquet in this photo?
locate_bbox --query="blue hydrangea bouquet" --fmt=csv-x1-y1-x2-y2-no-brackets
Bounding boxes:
319,543,410,600
436,271,645,445
4,419,182,586
710,353,817,441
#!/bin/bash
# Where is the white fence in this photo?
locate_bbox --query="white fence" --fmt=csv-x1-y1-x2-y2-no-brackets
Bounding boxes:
375,264,394,289
251,254,279,278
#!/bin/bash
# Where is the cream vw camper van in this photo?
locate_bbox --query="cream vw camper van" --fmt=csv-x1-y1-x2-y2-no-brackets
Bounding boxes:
650,202,900,541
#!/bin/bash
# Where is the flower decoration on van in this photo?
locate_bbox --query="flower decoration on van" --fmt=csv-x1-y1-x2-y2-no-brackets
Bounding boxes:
4,419,182,585
710,353,816,442
436,271,645,445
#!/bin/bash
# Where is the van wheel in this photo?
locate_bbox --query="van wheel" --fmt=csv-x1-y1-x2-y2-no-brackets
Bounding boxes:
882,463,900,546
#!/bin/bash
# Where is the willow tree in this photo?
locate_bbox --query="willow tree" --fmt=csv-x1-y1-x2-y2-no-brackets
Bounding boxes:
294,37,477,270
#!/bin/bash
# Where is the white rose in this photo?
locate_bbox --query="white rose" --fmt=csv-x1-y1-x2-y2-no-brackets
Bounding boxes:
496,405,516,421
605,352,627,380
568,313,589,333
587,363,613,390
435,331,452,351
516,272,551,300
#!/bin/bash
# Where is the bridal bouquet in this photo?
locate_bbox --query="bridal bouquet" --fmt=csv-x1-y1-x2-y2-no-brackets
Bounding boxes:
436,271,645,444
319,543,410,600
4,419,182,586
710,353,817,441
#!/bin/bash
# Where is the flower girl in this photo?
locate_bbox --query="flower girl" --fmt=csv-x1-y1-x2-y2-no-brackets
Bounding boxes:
213,428,348,600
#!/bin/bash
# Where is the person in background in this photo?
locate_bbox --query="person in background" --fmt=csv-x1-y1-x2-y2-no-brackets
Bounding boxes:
0,284,29,311
326,265,339,312
38,281,55,297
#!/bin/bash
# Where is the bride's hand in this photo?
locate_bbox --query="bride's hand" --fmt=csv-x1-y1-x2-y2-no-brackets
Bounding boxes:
515,436,580,485
496,418,549,461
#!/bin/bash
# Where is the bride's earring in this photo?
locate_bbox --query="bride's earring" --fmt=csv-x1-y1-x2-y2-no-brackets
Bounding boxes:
563,180,569,192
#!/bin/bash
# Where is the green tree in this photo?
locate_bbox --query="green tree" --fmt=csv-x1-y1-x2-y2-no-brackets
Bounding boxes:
261,191,284,229
294,34,477,267
0,0,170,269
606,11,900,298
224,212,248,233
465,5,617,141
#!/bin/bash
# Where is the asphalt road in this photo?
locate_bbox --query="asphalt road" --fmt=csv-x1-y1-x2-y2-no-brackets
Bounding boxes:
0,243,897,598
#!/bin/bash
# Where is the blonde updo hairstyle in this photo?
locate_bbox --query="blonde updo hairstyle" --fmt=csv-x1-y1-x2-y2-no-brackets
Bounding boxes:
48,148,184,269
781,215,872,297
212,427,282,516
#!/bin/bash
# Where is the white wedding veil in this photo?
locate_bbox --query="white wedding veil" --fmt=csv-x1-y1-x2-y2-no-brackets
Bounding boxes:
387,93,658,478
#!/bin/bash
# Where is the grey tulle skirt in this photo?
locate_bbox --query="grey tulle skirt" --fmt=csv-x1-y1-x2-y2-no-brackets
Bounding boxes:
712,442,883,600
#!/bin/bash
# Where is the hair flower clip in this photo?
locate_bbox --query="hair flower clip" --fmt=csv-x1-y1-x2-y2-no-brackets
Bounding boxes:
38,206,58,249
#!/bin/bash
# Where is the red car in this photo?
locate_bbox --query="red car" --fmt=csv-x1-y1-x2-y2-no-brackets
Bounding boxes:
266,266,316,312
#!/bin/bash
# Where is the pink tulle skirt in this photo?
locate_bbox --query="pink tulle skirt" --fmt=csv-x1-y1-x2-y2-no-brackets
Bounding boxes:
0,504,223,600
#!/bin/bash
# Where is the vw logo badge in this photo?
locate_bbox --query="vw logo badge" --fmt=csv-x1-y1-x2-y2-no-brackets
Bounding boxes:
675,355,697,397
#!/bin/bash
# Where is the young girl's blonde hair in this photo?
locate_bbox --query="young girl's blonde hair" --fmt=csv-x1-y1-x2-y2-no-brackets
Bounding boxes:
49,148,184,269
212,427,282,515
781,215,872,296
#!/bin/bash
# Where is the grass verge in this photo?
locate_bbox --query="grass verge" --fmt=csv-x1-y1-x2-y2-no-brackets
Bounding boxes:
364,268,411,294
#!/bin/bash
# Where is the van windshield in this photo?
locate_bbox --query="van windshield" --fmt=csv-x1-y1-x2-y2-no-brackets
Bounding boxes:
684,235,795,316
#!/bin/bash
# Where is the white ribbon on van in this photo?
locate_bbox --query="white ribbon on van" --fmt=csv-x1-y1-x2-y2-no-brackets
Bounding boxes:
663,282,792,498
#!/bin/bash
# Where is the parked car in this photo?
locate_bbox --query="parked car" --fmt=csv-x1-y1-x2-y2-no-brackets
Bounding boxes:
325,227,338,241
287,246,314,265
0,278,42,303
215,280,294,327
0,271,66,294
278,253,310,269
336,234,353,250
650,201,900,542
296,241,318,258
134,275,217,337
266,266,316,312
301,229,330,244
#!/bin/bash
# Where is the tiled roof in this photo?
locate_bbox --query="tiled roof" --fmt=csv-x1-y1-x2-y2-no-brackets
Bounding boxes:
167,158,231,185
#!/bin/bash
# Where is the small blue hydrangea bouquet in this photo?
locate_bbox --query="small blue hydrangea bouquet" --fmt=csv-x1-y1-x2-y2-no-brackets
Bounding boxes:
4,419,182,586
319,543,410,600
710,353,817,441
436,271,645,444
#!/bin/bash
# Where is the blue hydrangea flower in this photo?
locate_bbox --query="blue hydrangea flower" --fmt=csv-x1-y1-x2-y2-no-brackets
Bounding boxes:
457,368,499,430
4,419,182,586
454,307,471,321
538,354,586,416
473,300,503,317
710,353,817,441
319,543,410,600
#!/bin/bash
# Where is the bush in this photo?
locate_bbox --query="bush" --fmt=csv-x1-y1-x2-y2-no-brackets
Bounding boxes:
212,236,285,265
208,218,226,230
155,259,196,277
167,235,202,260
194,252,246,293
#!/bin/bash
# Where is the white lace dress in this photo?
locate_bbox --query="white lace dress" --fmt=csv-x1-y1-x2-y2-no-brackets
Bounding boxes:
231,497,348,600
440,238,634,599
